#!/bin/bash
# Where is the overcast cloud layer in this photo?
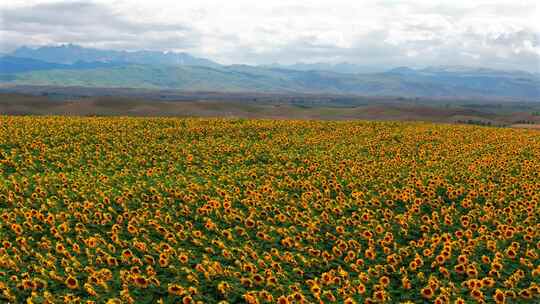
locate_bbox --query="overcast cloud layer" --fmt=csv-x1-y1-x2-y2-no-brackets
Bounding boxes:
1,0,539,72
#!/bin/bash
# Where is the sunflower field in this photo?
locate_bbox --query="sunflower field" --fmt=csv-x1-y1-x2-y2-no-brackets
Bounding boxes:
0,116,539,304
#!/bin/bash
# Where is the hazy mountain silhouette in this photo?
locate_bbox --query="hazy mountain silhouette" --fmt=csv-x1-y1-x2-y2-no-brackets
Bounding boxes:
11,44,220,67
2,45,539,100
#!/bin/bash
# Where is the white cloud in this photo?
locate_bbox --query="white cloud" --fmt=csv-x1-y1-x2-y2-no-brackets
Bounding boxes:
0,0,538,72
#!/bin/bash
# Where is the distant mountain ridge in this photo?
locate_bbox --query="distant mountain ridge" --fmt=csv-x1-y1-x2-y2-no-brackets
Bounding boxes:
0,56,67,73
11,44,220,67
1,44,539,100
261,62,386,74
0,56,129,73
389,65,537,78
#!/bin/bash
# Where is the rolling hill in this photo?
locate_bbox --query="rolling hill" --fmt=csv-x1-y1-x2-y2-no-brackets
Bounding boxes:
3,64,538,100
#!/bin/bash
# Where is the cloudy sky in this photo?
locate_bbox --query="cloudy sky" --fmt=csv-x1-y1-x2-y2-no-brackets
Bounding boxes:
1,0,539,72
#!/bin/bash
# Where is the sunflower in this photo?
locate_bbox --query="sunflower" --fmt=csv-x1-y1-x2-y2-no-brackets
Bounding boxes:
493,289,505,303
365,248,376,260
466,267,478,278
86,237,98,248
374,290,387,302
245,218,256,228
357,283,366,294
179,253,189,264
481,277,495,288
65,276,79,290
379,276,390,287
168,284,185,296
267,276,278,285
133,276,149,289
322,291,336,302
122,249,133,260
106,256,118,267
21,279,34,290
291,292,304,302
421,287,434,299
454,297,466,304
127,224,138,234
159,257,169,268
277,296,289,304
258,290,273,302
182,295,193,304
344,298,356,304
470,289,483,301
454,264,465,274
55,243,66,254
240,277,253,288
217,281,230,294
253,274,264,285
519,289,532,300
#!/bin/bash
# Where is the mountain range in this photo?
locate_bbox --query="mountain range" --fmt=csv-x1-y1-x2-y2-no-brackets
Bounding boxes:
11,44,220,67
1,44,539,100
260,62,386,74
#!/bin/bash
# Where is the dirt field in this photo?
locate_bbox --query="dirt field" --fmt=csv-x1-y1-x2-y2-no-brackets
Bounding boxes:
1,91,540,127
511,124,540,129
